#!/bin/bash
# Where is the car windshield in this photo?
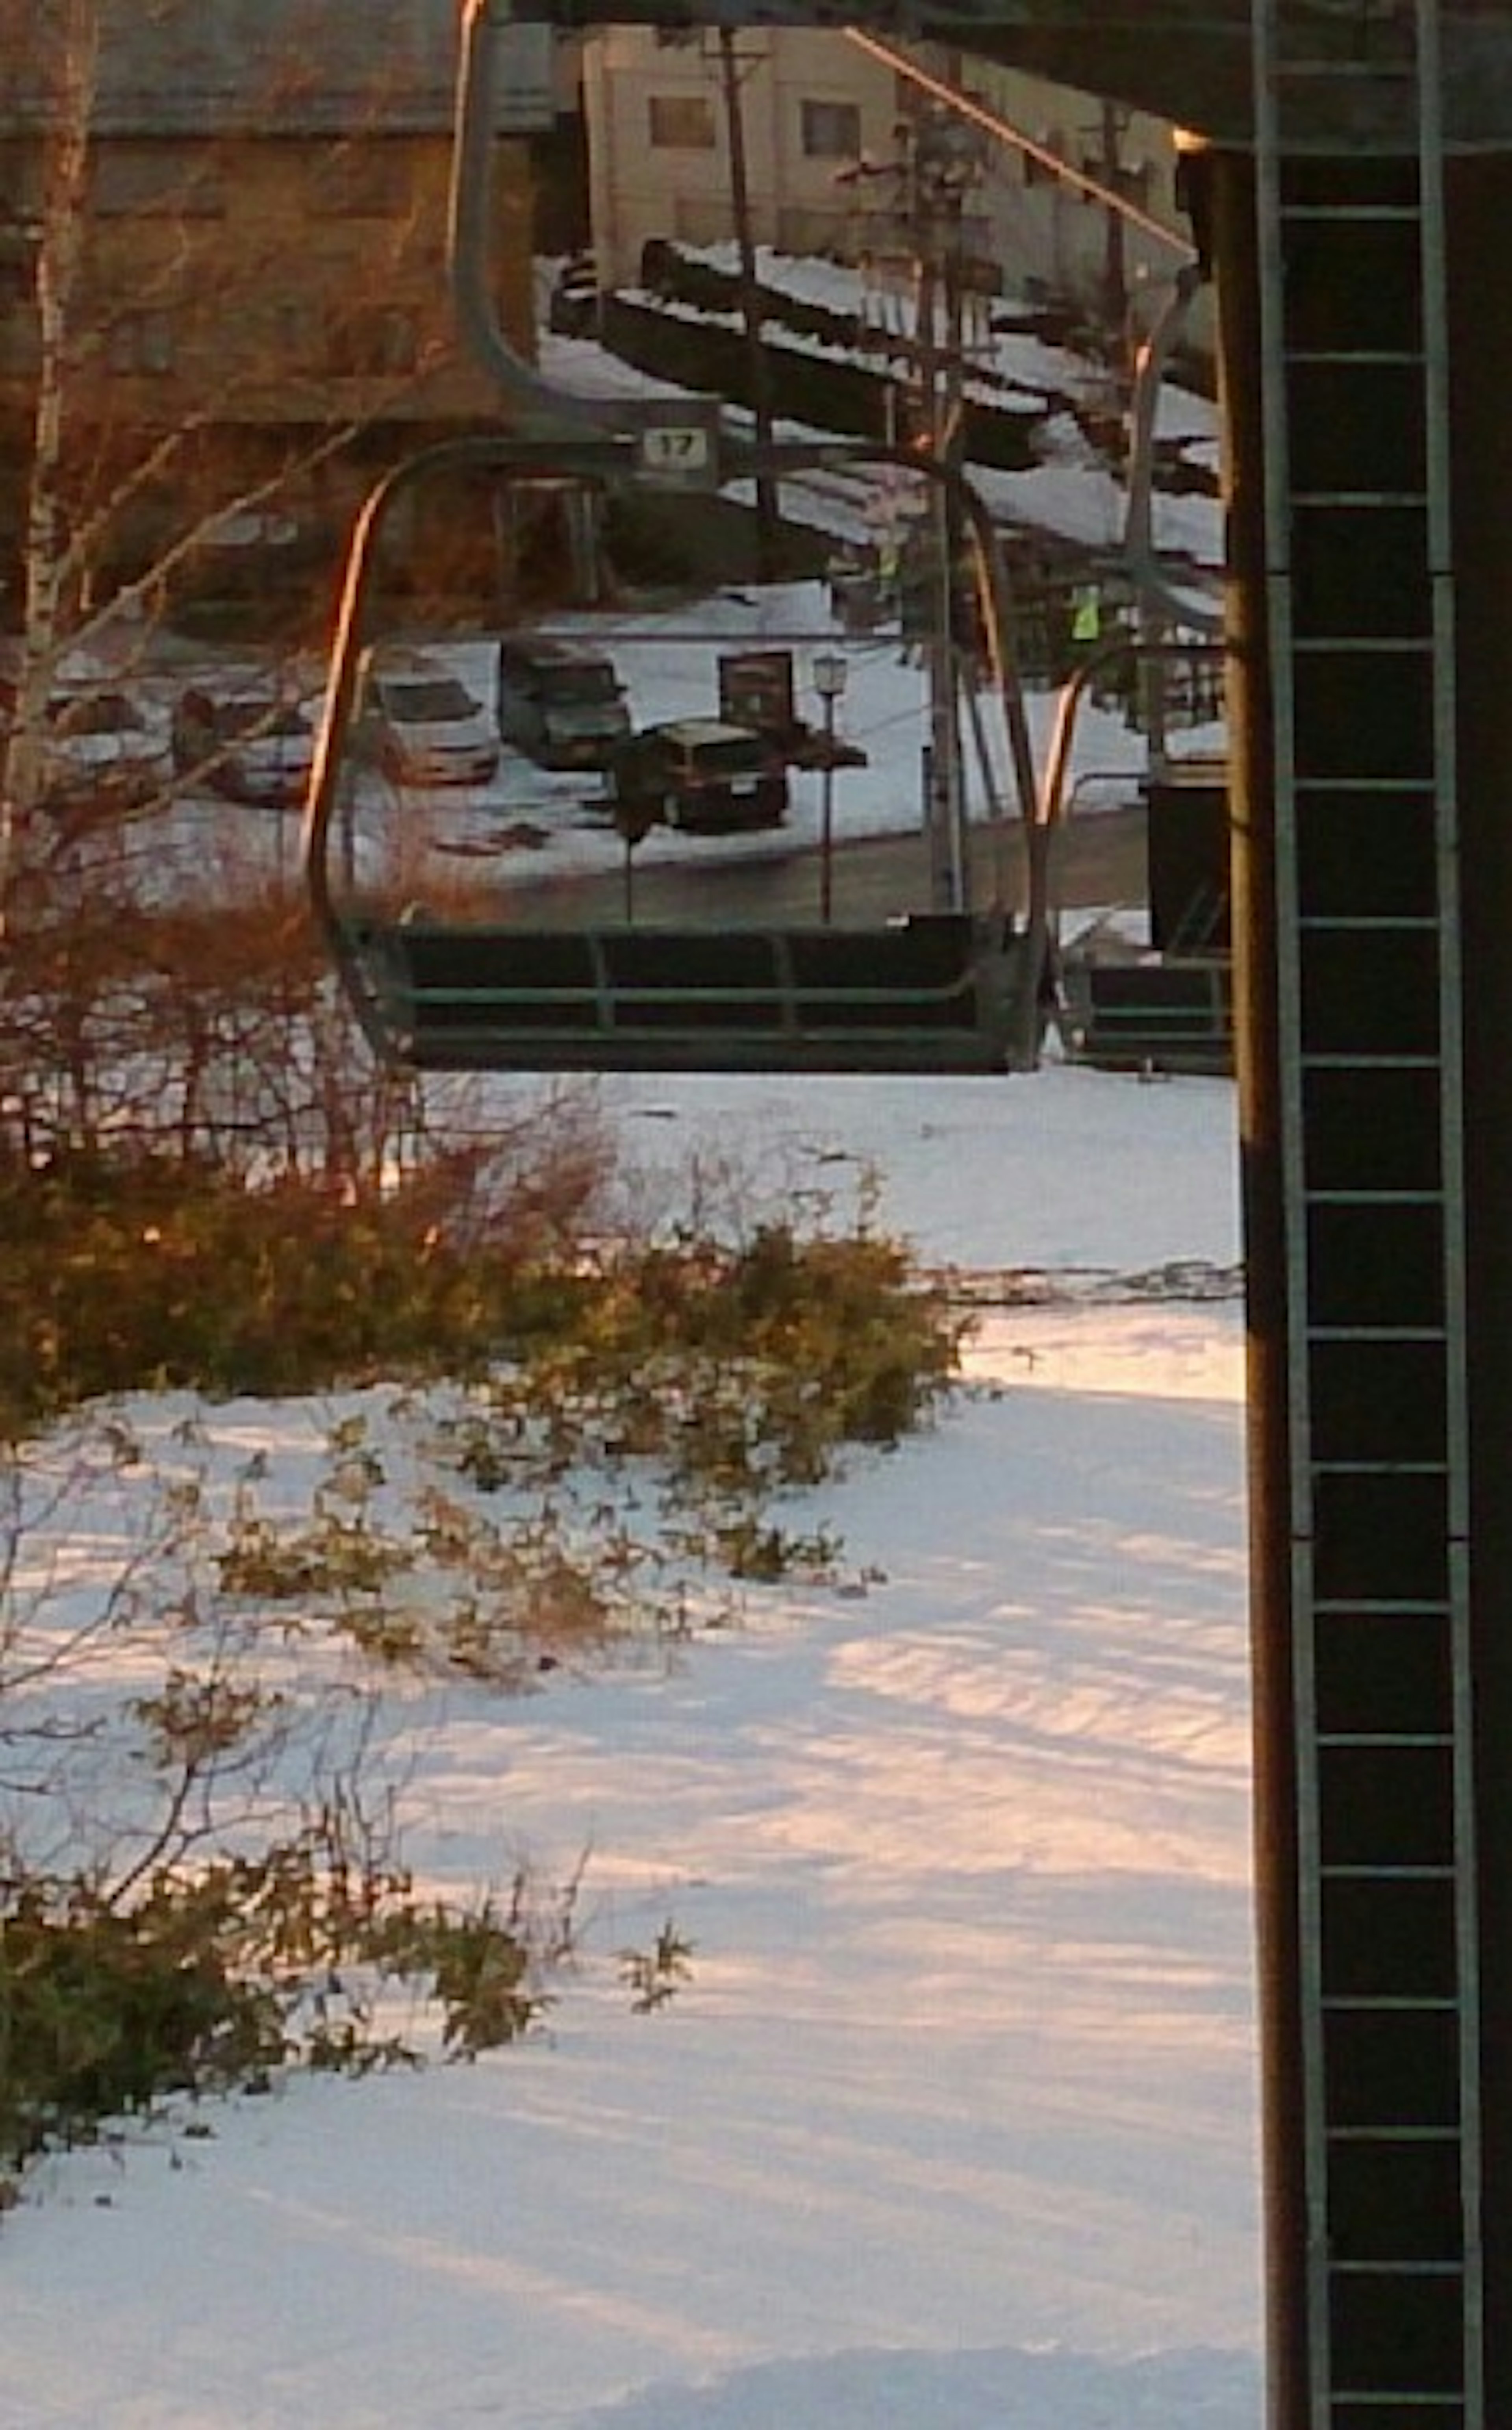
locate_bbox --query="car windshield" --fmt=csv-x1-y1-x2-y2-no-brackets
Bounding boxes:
661,732,766,778
382,678,477,724
539,664,619,706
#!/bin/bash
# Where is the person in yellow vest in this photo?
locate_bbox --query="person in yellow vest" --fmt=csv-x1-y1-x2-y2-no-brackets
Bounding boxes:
1071,581,1103,657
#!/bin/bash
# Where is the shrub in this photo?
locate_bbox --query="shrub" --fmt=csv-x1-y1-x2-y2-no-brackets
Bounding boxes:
0,1856,561,2185
619,1920,694,2015
458,1221,966,1507
0,1124,609,1437
0,1879,287,2175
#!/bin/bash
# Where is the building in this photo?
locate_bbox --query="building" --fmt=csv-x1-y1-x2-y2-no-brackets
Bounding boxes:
578,26,1194,344
0,0,536,626
584,26,905,283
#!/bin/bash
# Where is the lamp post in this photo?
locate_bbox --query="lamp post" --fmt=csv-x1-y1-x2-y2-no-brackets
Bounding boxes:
813,651,848,925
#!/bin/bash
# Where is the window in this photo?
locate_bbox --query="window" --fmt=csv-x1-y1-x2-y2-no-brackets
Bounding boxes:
92,145,224,217
274,301,320,364
0,233,34,308
309,146,413,218
326,306,418,377
106,310,175,374
0,311,38,375
800,99,862,161
648,95,716,150
0,139,41,219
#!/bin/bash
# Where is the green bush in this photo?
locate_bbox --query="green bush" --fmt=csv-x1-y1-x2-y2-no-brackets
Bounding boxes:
0,1852,560,2186
367,1898,547,2057
0,1882,284,2175
471,1222,966,1505
0,1147,599,1436
2,1162,964,1496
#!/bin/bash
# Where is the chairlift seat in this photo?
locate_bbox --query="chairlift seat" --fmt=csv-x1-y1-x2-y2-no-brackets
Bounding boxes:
338,913,1025,1075
1063,956,1233,1076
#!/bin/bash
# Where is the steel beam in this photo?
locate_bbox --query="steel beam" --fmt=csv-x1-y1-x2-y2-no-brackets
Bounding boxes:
502,0,1512,147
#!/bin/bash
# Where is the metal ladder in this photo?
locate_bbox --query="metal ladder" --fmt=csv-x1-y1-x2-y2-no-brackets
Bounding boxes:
1251,1,1481,2422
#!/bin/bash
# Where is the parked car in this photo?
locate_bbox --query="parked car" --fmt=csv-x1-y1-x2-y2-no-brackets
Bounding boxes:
39,687,172,810
611,718,790,836
497,635,630,770
170,681,318,807
359,651,498,787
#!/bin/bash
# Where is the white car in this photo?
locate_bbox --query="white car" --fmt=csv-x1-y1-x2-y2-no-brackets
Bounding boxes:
361,652,499,788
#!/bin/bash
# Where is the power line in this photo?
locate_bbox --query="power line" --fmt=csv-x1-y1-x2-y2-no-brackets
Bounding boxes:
843,32,1197,260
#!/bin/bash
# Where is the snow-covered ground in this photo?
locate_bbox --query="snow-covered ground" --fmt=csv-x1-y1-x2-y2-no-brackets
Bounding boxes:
2,1062,1260,2430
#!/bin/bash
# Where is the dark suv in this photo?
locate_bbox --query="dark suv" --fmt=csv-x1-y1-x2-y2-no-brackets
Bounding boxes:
613,718,790,836
497,636,630,771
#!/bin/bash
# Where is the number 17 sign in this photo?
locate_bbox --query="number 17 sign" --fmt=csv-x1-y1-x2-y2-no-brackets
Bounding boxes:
635,415,721,489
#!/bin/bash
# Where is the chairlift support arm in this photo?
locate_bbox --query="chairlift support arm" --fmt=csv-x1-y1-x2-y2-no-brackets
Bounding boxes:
303,429,1040,1016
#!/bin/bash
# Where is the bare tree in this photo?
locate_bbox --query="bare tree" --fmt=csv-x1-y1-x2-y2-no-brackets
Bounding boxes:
0,0,545,1178
0,0,531,884
2,0,98,861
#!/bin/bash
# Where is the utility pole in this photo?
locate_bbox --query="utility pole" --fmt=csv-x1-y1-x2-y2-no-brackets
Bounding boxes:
1098,98,1130,341
716,29,781,578
849,98,980,909
908,105,976,914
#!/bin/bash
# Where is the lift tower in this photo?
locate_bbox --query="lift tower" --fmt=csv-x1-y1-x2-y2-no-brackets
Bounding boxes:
988,8,1512,2419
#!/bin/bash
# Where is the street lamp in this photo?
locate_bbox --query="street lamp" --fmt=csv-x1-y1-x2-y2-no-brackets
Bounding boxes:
812,650,848,925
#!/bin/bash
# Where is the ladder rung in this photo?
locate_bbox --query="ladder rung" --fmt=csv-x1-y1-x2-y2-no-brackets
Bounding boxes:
1313,1457,1449,1473
1280,204,1423,224
1312,1599,1454,1614
1289,488,1429,507
1333,2403,1463,2415
1328,2126,1464,2143
1283,775,1434,792
1306,1329,1452,1346
1295,913,1442,929
1317,1733,1455,1749
1323,1997,1460,2013
1298,1053,1446,1070
1321,1865,1456,1881
1290,638,1433,655
1330,2261,1465,2282
1333,2397,1464,2413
